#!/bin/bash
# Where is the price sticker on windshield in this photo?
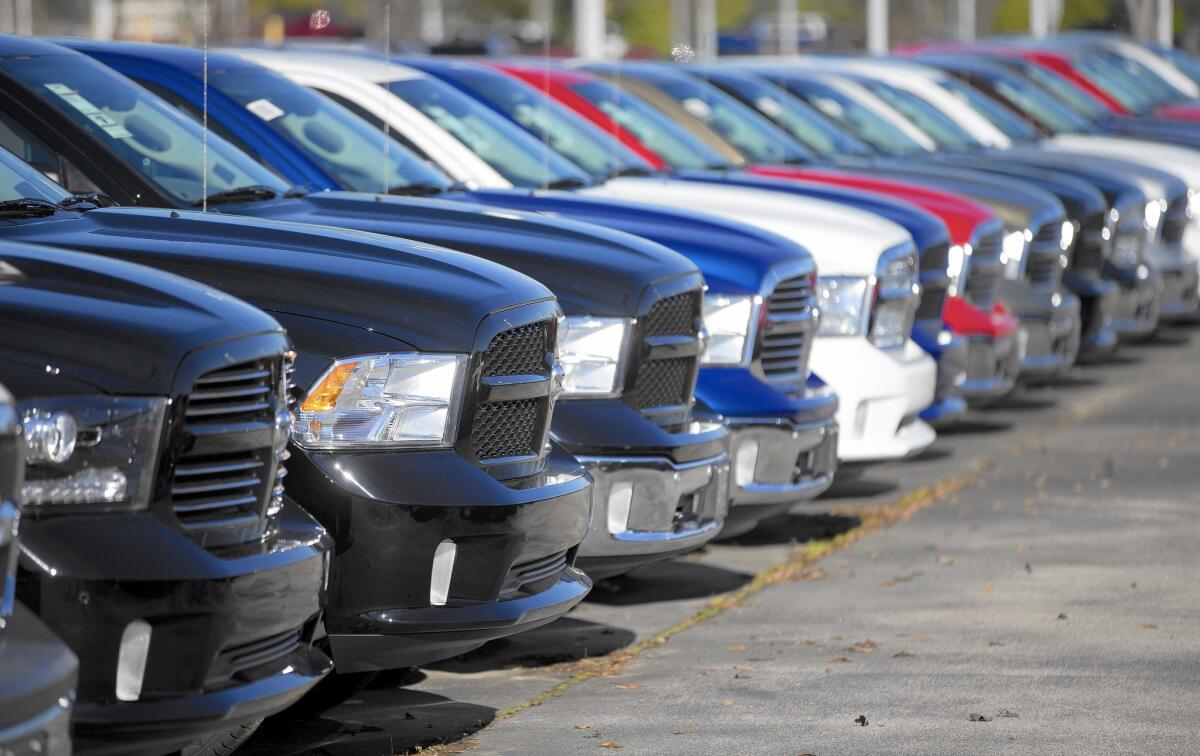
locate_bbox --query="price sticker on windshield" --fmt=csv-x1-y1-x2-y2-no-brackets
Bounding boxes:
44,83,133,139
246,98,285,122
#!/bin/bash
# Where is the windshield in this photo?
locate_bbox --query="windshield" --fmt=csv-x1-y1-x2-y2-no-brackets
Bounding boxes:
431,66,650,180
638,71,814,165
767,74,928,156
1072,53,1156,113
1094,50,1185,103
568,78,733,169
1155,46,1200,87
211,67,450,194
385,76,592,188
0,145,71,203
704,70,874,158
0,54,287,205
986,72,1094,135
936,75,1043,141
855,79,981,151
1016,61,1110,120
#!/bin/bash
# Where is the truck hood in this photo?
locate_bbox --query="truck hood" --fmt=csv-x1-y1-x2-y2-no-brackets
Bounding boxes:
864,161,1066,234
459,188,814,295
1047,135,1200,193
673,169,950,254
578,177,913,276
233,191,697,317
0,240,280,396
0,209,551,355
934,154,1108,220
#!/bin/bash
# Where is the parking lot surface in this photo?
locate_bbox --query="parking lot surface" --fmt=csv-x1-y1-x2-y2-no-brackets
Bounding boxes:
244,327,1199,756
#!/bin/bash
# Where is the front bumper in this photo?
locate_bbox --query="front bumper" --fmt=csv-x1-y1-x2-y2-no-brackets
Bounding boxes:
961,333,1020,403
19,500,332,756
294,443,593,673
577,446,731,579
913,323,967,424
810,338,937,463
1107,263,1163,339
0,604,76,756
1003,284,1082,380
1155,256,1200,320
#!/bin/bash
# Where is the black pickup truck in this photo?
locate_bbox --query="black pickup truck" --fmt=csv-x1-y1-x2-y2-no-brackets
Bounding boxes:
0,240,332,755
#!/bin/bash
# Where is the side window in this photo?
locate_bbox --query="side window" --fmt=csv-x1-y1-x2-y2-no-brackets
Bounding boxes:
317,88,432,160
0,109,101,193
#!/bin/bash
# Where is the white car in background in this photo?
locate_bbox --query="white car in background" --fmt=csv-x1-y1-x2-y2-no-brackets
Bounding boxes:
231,47,937,464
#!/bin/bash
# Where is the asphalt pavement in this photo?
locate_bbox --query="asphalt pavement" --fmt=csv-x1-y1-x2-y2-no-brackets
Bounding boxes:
243,324,1200,756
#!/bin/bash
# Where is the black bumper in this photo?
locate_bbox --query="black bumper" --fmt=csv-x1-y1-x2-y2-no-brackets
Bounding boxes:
0,603,76,756
293,443,593,673
18,500,331,756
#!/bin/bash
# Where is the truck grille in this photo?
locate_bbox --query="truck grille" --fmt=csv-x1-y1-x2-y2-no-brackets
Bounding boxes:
471,321,552,462
630,289,702,430
915,241,950,322
1073,210,1108,275
759,274,816,381
964,228,1002,309
1162,196,1188,246
1026,220,1066,291
172,358,283,547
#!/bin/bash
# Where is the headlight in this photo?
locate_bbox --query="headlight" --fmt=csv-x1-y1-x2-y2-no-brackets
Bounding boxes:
701,294,756,365
295,353,466,449
19,396,166,512
1002,229,1030,279
816,277,869,338
1060,220,1075,251
1187,189,1200,220
558,317,630,396
871,249,918,350
1145,197,1166,232
946,243,969,297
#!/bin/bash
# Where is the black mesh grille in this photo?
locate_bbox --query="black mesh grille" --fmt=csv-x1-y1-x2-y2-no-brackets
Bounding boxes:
482,322,549,377
633,357,693,410
1162,197,1188,246
172,358,279,544
645,291,701,337
471,398,540,461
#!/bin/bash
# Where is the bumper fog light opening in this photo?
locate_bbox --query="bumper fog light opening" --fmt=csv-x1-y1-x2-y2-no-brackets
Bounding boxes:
854,402,869,439
430,539,457,607
606,482,634,535
734,440,759,488
116,619,151,702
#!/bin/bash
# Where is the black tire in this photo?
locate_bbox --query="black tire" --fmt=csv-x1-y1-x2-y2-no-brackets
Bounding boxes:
178,721,262,756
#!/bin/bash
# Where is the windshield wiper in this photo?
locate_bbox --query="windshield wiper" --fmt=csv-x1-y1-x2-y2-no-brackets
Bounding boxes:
386,182,447,197
608,166,655,179
545,177,589,190
191,184,281,207
57,193,115,211
0,198,58,218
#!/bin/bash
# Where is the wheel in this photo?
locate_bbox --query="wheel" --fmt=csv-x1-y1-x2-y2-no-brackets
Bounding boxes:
178,721,262,756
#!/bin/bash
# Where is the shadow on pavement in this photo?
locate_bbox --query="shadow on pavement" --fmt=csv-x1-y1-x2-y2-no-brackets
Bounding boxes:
820,476,899,499
1128,327,1192,348
585,559,754,606
240,686,494,756
980,392,1057,412
935,416,1014,434
428,616,636,671
906,446,954,463
723,512,861,547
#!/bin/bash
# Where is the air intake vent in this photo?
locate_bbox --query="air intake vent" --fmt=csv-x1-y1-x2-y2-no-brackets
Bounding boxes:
759,274,816,382
207,626,302,687
185,363,273,422
644,291,700,337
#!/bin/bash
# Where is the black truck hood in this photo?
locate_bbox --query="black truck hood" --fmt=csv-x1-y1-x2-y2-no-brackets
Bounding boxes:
0,240,280,396
233,192,699,317
0,208,552,355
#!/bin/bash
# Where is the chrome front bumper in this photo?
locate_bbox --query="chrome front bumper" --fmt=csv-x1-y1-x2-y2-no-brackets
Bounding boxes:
960,333,1020,403
727,416,838,507
1110,275,1163,339
1159,260,1200,320
576,452,730,561
1018,298,1081,379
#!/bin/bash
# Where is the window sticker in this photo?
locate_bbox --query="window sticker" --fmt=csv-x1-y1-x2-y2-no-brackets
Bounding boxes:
246,98,285,122
44,83,133,139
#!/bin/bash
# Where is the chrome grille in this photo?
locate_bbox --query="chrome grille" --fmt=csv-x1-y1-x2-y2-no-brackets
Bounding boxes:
1026,220,1067,291
1073,211,1108,275
470,321,553,463
759,274,816,381
172,357,282,547
964,228,1002,309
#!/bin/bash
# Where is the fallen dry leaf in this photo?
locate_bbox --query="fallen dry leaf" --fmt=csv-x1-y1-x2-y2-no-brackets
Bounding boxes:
987,640,1005,647
854,714,869,727
727,644,747,652
1017,544,1032,553
610,682,642,689
721,699,734,706
830,657,851,664
599,741,623,749
575,723,594,730
848,640,878,653
893,650,913,658
936,554,955,566
734,664,753,670
982,585,994,596
673,729,698,736
969,714,992,722
1139,623,1158,630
